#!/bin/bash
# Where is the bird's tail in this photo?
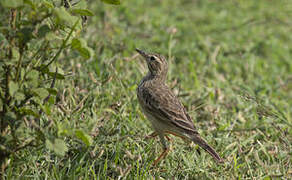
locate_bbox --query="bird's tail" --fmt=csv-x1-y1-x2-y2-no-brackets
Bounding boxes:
191,135,224,163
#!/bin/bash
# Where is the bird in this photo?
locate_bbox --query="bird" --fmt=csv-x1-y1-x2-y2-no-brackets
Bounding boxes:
136,48,224,165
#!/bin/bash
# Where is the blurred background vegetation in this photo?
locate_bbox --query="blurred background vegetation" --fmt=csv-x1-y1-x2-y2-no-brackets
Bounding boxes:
1,0,291,179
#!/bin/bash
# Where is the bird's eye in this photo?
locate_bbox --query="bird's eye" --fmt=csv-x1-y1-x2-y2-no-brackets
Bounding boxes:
150,56,156,61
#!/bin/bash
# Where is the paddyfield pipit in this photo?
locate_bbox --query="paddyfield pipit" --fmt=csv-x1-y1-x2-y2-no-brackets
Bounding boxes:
136,48,224,165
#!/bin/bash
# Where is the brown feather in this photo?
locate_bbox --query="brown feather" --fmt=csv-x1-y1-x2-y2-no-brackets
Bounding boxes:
136,49,223,164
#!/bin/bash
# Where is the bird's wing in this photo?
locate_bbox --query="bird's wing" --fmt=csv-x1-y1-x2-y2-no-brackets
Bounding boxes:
140,84,198,134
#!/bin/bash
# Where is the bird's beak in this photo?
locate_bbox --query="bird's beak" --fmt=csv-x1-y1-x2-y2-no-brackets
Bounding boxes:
136,48,148,58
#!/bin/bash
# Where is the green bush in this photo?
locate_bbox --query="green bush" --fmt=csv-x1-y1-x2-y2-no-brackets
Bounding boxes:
0,0,95,165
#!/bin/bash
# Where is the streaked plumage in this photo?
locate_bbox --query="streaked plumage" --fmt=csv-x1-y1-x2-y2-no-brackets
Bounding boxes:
136,48,223,165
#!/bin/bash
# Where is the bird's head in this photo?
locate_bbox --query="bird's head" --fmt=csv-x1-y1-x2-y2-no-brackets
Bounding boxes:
136,48,168,80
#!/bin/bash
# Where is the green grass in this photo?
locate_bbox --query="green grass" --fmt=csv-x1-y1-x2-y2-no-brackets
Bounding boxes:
4,0,292,179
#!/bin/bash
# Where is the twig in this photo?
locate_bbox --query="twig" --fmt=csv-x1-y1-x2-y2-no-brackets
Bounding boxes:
15,46,24,81
43,67,58,104
41,19,80,71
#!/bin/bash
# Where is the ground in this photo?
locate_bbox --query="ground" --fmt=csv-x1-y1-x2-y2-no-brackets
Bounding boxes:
5,0,292,179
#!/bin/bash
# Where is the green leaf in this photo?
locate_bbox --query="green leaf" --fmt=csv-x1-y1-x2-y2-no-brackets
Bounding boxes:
4,112,16,122
20,68,25,80
45,32,57,41
18,27,34,44
11,48,20,62
42,0,54,9
57,122,72,137
78,47,92,59
31,96,41,105
71,9,94,16
9,81,19,96
19,108,40,117
38,25,51,38
75,130,93,147
72,0,87,9
26,70,39,87
14,92,25,101
33,88,49,100
42,104,51,115
263,176,271,180
46,88,58,95
1,0,24,8
48,72,65,79
46,139,68,156
47,96,55,105
71,38,82,49
23,0,36,9
26,70,39,80
101,0,121,5
53,7,79,27
71,38,93,59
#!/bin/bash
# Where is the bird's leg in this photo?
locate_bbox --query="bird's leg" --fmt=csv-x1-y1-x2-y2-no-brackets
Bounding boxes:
153,147,169,166
165,130,187,140
153,133,170,166
164,135,172,142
